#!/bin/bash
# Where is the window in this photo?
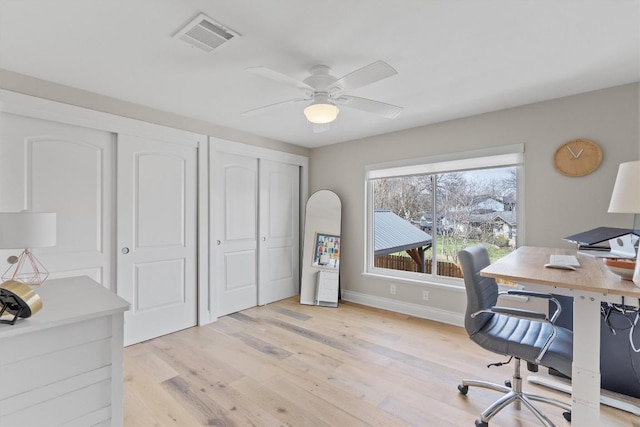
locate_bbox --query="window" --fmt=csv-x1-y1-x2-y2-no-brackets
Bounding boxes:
365,144,523,286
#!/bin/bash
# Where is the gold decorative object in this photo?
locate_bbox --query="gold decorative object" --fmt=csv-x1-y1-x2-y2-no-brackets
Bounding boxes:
0,280,43,325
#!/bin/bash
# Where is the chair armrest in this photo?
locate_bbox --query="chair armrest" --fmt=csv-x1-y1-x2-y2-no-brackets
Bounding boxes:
471,307,549,321
500,290,562,324
504,290,553,299
490,306,547,320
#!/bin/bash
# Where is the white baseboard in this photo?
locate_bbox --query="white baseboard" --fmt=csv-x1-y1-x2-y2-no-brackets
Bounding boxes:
341,290,465,327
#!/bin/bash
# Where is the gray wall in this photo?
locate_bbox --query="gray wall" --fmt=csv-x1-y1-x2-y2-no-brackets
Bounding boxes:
309,83,640,315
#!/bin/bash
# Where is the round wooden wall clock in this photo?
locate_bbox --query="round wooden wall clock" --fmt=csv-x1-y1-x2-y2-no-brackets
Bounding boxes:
553,138,603,177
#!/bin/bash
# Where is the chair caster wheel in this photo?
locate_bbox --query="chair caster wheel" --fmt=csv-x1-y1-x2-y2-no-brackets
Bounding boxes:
563,411,571,422
475,420,488,427
458,384,469,395
504,380,512,388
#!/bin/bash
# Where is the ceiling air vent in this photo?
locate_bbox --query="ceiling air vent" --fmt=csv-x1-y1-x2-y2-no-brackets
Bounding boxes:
173,13,240,53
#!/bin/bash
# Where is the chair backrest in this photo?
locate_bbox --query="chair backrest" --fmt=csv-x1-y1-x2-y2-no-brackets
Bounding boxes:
458,246,499,336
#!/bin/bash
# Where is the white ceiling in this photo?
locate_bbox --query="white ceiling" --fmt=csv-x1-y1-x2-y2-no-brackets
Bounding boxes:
0,1,638,148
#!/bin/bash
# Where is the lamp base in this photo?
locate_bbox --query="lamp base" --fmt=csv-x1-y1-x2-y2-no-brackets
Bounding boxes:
1,249,49,286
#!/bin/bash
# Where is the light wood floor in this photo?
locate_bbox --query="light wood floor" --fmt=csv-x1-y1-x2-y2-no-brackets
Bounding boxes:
124,298,638,426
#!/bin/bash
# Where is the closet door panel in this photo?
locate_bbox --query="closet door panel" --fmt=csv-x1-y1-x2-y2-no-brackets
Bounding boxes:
224,251,256,289
28,138,112,284
258,159,300,305
267,246,293,281
212,152,258,316
117,134,197,345
225,167,257,241
0,113,114,287
135,259,185,310
28,139,103,253
135,153,186,248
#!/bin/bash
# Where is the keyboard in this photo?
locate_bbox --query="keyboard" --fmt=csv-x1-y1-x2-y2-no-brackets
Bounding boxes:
549,254,580,267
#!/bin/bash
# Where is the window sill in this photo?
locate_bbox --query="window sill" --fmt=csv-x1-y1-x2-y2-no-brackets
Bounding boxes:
361,271,467,293
361,271,525,300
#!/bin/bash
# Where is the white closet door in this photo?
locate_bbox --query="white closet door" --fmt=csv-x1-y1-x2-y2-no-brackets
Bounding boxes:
117,134,197,346
258,159,300,305
213,152,259,316
0,113,114,287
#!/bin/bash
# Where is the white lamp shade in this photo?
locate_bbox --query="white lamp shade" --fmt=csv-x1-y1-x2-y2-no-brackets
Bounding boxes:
0,212,57,249
304,95,339,124
608,161,640,214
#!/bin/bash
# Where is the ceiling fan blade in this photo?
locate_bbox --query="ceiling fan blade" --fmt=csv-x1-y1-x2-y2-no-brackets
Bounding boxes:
329,60,398,92
336,95,402,119
246,66,313,91
241,98,308,117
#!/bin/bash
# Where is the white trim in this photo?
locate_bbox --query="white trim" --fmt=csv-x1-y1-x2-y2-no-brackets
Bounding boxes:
210,137,308,167
361,272,467,292
197,141,212,325
363,177,373,274
341,290,465,327
0,89,205,145
517,152,526,246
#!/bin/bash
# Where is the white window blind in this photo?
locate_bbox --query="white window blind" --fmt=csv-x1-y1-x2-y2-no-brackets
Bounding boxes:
366,144,524,179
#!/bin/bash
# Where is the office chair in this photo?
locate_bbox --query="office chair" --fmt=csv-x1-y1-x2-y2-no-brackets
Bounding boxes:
457,246,573,427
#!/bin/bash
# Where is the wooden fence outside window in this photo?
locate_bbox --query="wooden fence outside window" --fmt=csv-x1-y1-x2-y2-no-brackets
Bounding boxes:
374,254,463,278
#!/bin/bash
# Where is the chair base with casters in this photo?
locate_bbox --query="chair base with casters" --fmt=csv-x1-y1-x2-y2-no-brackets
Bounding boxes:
458,358,571,427
456,246,574,427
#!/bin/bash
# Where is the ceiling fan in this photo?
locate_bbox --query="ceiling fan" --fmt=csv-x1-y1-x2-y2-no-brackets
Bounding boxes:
242,60,402,130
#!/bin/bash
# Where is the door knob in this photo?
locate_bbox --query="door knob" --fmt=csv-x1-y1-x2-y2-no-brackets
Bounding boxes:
121,247,130,254
262,237,267,242
216,240,221,246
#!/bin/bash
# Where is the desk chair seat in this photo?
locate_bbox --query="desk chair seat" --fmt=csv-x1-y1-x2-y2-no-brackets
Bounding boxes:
457,246,573,427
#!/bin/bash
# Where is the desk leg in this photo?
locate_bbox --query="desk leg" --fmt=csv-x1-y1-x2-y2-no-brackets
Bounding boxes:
571,293,602,425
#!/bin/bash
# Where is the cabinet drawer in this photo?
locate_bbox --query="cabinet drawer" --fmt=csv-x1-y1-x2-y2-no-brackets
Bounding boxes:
0,379,111,426
0,338,113,401
0,316,112,365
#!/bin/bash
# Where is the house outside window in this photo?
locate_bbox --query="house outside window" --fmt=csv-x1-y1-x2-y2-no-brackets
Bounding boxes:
365,144,524,287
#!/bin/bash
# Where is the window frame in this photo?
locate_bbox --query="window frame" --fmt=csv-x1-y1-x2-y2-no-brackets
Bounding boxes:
364,144,525,289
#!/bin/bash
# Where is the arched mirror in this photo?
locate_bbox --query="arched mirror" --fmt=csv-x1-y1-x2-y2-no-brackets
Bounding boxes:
300,190,342,306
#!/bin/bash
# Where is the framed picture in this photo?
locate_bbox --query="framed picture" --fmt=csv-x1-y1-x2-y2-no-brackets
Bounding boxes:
312,233,340,269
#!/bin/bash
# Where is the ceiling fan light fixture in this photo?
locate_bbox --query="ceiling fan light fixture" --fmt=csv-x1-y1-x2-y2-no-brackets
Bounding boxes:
304,99,339,124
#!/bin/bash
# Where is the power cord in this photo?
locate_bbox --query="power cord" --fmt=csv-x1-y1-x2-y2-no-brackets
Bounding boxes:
487,356,513,368
601,299,640,353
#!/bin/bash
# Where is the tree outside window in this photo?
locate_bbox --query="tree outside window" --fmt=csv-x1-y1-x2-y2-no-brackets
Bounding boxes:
372,166,518,279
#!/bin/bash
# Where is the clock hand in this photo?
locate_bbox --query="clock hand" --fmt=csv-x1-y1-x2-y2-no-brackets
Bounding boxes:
575,148,584,158
566,146,579,158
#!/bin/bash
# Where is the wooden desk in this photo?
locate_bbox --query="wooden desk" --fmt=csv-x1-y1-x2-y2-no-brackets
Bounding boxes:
481,246,640,426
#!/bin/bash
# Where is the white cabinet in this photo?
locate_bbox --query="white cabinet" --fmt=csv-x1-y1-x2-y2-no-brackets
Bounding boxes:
0,276,129,426
316,270,339,307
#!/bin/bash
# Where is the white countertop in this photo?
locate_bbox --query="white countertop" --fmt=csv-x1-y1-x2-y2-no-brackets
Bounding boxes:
0,276,130,338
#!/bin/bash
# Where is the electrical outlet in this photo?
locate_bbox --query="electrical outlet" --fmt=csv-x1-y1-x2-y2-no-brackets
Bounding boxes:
390,284,397,295
422,290,429,301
